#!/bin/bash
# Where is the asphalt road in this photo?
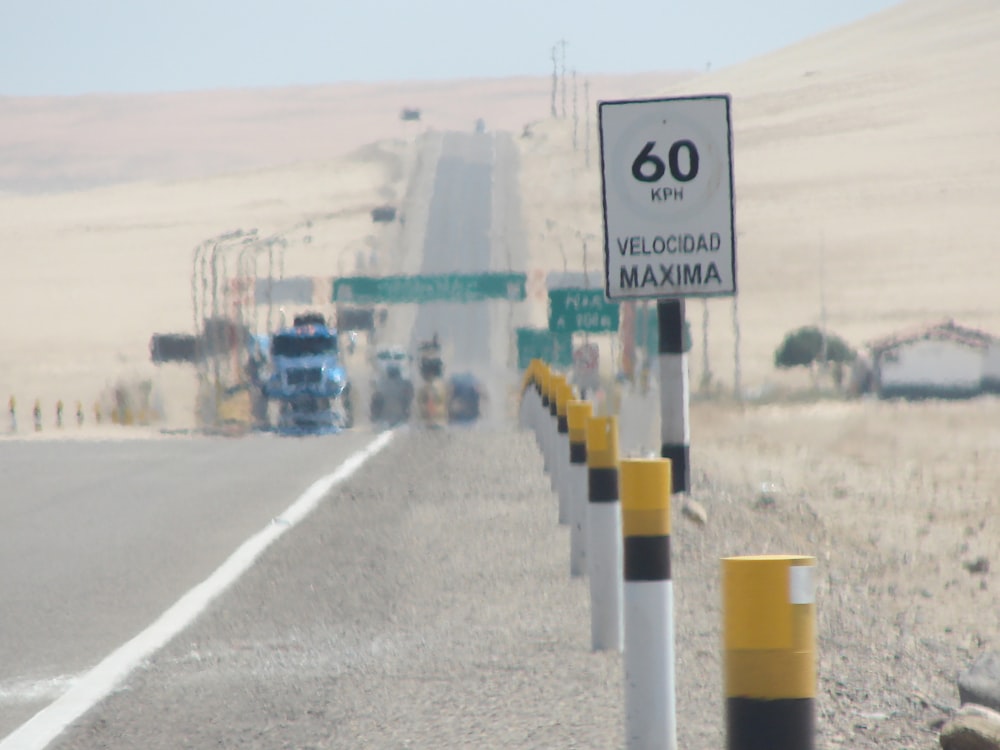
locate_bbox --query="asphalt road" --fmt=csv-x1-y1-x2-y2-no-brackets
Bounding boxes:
0,431,379,741
409,131,524,424
410,132,494,367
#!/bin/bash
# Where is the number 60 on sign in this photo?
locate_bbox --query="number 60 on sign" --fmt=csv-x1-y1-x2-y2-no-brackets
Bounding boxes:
598,95,736,300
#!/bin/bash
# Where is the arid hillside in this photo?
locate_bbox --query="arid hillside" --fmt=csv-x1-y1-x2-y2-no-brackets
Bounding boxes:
0,72,687,194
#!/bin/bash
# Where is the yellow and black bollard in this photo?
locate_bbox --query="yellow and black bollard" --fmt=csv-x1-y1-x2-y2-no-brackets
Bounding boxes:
539,367,553,475
723,555,816,750
521,359,539,399
554,379,573,525
519,361,535,430
526,360,545,440
547,373,565,498
586,414,623,652
566,399,593,577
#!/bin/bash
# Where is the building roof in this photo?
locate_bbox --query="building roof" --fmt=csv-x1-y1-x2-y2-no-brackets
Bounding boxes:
867,319,997,355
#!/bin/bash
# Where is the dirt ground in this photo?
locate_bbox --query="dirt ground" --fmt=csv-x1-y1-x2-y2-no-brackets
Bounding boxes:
669,392,1000,747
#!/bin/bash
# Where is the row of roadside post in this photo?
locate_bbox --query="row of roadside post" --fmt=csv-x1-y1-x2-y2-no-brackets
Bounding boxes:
7,396,94,433
518,358,817,750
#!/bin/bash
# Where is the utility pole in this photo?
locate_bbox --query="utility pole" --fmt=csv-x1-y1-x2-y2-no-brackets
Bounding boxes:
572,69,578,150
819,232,828,371
559,38,567,119
550,46,559,118
584,79,591,168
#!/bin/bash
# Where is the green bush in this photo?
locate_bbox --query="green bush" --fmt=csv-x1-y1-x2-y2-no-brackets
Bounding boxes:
774,326,855,369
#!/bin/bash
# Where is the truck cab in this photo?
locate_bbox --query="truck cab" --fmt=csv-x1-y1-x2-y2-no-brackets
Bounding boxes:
262,315,353,432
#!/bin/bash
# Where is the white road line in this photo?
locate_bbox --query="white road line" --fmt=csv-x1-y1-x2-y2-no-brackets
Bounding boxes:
0,430,395,750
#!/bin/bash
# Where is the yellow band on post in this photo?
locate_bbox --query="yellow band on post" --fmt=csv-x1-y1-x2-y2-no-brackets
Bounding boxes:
567,400,592,443
549,373,563,409
722,555,816,699
549,372,563,397
586,416,619,469
521,360,539,394
620,458,671,535
556,381,573,418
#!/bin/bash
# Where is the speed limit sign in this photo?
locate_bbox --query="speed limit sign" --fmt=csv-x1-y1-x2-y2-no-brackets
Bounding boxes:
598,95,735,300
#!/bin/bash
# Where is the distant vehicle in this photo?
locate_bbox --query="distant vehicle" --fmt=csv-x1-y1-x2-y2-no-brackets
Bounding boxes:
400,108,421,122
415,335,447,428
371,344,410,379
447,372,484,423
260,313,354,434
370,362,414,426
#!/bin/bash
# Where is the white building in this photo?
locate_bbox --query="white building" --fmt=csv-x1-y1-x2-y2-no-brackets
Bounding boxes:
983,342,1000,392
868,320,997,399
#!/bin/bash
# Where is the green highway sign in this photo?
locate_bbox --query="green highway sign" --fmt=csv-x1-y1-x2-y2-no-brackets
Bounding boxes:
333,273,527,304
548,288,620,333
516,327,572,369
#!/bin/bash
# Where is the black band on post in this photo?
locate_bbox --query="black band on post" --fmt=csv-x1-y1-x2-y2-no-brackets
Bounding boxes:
624,535,671,581
657,298,685,355
726,697,815,750
661,443,690,495
589,467,619,502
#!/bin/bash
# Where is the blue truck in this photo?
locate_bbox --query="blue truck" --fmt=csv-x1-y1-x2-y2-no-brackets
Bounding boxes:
258,313,354,434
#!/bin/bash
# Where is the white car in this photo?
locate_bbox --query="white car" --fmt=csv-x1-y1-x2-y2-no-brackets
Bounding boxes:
371,345,411,380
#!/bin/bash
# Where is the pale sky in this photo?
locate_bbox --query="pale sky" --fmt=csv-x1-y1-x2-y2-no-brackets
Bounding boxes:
1,1,903,96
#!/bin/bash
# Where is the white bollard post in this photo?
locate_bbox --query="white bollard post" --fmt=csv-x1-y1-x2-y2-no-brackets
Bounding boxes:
554,379,572,525
547,374,563,494
567,400,592,577
538,367,552,471
587,415,623,651
622,458,676,750
522,361,540,435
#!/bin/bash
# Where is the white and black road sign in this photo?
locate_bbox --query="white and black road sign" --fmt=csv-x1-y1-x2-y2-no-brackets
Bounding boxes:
599,95,736,300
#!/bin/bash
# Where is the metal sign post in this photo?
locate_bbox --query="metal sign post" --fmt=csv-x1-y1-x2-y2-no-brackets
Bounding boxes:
599,94,736,495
